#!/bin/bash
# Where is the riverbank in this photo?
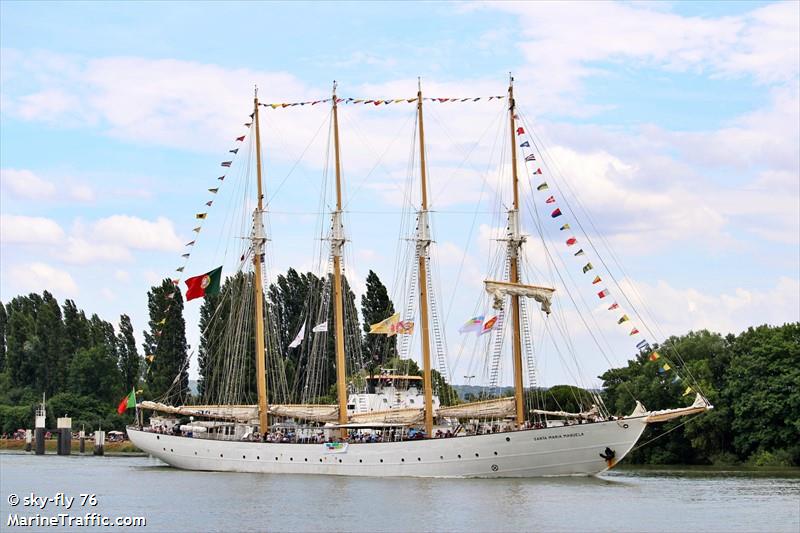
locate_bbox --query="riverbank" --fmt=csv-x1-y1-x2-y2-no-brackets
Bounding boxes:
0,438,142,454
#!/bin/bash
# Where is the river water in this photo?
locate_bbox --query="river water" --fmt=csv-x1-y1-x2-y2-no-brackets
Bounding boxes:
1,452,798,532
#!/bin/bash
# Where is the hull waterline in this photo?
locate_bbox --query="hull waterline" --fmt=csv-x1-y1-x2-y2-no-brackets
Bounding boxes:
128,418,647,478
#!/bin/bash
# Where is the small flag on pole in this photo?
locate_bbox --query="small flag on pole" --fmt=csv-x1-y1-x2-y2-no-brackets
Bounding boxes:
560,224,570,231
533,168,543,175
525,154,536,161
592,276,602,284
537,183,549,191
545,195,556,204
221,161,232,167
649,351,660,361
582,263,593,273
597,288,609,298
236,135,245,141
608,302,619,310
480,315,498,336
288,322,305,348
458,315,485,334
683,386,693,397
551,208,562,218
516,127,525,135
312,321,328,333
630,328,640,335
566,237,577,246
574,249,585,256
618,314,630,324
520,141,530,148
116,388,137,415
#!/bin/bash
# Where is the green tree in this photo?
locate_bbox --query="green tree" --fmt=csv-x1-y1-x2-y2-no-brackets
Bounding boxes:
360,270,397,375
0,302,7,373
117,314,140,392
68,345,121,403
143,279,189,403
725,324,800,463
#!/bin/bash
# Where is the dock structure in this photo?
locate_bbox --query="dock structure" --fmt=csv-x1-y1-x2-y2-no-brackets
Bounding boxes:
93,430,105,456
34,397,46,455
56,417,72,455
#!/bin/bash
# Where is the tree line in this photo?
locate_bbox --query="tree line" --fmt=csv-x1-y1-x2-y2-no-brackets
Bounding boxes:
0,277,796,467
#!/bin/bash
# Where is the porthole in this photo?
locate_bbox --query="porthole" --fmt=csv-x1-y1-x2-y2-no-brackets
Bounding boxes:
457,454,462,459
319,458,323,462
380,459,384,463
257,456,260,460
440,455,444,460
170,449,174,452
242,455,246,459
304,458,308,462
401,458,405,462
162,447,166,451
506,437,510,442
275,457,278,461
290,457,293,461
493,451,498,456
359,459,363,463
156,435,160,440
417,457,421,461
338,458,342,463
623,423,629,429
220,454,223,458
475,453,479,457
194,451,197,455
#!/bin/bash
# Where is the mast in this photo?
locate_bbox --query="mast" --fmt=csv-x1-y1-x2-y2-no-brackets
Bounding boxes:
507,76,526,427
416,80,435,437
252,89,270,433
331,82,349,438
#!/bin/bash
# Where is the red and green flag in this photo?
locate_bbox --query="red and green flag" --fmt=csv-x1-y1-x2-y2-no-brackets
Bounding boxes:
185,266,222,301
117,388,136,414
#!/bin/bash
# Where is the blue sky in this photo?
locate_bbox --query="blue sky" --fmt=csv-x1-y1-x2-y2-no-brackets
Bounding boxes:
1,1,798,389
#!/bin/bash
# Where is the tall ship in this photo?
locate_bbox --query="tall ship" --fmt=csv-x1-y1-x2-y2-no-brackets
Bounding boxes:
127,77,712,477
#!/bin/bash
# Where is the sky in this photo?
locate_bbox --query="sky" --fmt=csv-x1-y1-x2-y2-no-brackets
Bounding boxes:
1,1,798,391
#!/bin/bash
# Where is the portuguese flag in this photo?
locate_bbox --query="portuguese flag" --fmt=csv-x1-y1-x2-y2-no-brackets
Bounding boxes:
117,389,136,414
185,266,222,301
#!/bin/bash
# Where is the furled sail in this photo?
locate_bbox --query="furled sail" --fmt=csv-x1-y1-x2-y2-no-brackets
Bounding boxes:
436,397,515,419
269,404,339,423
484,280,555,314
349,408,425,425
139,401,256,422
530,405,600,419
643,394,713,423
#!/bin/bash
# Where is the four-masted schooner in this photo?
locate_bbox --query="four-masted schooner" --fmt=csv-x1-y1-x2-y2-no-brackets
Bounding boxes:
127,78,712,477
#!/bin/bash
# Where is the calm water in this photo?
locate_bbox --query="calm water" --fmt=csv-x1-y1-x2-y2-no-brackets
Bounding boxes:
1,452,798,532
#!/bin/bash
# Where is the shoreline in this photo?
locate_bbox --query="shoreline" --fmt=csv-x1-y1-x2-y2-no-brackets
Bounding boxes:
0,438,143,455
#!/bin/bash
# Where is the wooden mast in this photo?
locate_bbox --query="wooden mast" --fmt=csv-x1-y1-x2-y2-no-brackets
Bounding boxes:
416,80,434,438
507,76,526,427
331,82,349,439
252,89,270,433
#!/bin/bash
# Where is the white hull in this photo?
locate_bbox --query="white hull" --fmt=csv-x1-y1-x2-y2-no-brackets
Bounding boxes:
128,417,647,478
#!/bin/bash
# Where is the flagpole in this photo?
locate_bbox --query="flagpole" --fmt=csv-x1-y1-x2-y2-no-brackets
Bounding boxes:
416,79,435,438
252,87,270,434
331,82,349,439
508,75,526,428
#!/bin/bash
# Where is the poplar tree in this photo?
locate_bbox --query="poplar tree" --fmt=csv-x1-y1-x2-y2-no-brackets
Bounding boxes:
117,314,140,391
0,302,6,373
143,279,189,403
360,270,397,373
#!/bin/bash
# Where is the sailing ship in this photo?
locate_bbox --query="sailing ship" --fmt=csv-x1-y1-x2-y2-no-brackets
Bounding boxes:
127,77,712,477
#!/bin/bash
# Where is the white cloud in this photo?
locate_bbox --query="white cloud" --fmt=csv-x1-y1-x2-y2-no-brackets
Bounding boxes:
90,215,183,251
0,169,56,199
114,269,131,283
9,262,78,296
0,214,65,244
69,183,96,202
57,237,133,264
